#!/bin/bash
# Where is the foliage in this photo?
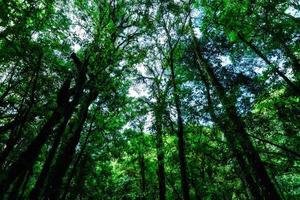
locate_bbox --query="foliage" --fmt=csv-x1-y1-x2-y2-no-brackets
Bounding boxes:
0,0,299,199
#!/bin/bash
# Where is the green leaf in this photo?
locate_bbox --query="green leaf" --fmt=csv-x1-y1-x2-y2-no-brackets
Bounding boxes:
228,31,237,42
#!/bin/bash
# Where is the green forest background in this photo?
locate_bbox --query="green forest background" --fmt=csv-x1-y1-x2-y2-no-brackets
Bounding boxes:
0,0,299,199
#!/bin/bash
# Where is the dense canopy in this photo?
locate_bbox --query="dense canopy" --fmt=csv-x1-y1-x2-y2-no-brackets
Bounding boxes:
0,0,299,199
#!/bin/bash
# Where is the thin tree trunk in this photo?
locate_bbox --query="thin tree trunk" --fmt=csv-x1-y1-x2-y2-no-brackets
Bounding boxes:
155,117,166,200
18,169,31,200
0,60,41,167
191,32,282,200
29,116,70,200
0,109,63,196
0,77,74,196
67,156,89,200
154,95,166,200
249,134,300,159
0,132,20,167
238,33,300,95
190,176,202,200
0,53,88,196
201,73,262,200
61,117,94,200
169,50,190,200
166,176,181,200
266,28,300,76
281,43,300,75
0,64,18,107
7,169,27,200
139,151,146,200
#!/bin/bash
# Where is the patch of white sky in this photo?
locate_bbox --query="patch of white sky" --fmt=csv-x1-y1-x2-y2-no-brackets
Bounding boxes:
128,64,150,98
191,9,202,38
190,4,299,78
218,47,293,76
62,1,94,52
129,6,202,99
30,1,92,52
252,54,294,78
285,6,300,17
221,55,268,75
69,19,89,52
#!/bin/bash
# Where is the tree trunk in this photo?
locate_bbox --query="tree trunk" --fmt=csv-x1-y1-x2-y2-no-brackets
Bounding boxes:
191,33,282,200
43,90,98,200
200,70,262,200
0,61,40,166
0,109,63,197
169,51,190,200
281,42,300,76
155,117,166,200
7,169,27,200
0,53,88,196
139,151,146,200
18,170,31,200
67,156,89,200
238,33,300,95
0,77,75,196
61,118,94,200
0,64,17,107
29,116,70,200
266,28,300,76
154,95,166,200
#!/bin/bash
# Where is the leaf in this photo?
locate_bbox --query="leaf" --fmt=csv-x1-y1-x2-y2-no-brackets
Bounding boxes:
228,31,237,42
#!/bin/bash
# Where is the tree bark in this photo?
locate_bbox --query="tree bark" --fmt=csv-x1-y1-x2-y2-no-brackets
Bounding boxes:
200,72,262,200
191,32,282,200
7,169,27,200
0,108,63,197
155,116,166,200
67,155,89,200
0,77,74,196
29,116,70,200
139,151,146,200
18,170,31,200
169,50,190,200
153,94,166,200
43,90,98,200
61,118,94,200
0,53,88,196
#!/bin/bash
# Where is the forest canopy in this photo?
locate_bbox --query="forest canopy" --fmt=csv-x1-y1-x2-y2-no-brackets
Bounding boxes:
0,0,299,199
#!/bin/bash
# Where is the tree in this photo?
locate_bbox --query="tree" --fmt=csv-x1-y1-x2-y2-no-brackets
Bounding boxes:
0,0,299,199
